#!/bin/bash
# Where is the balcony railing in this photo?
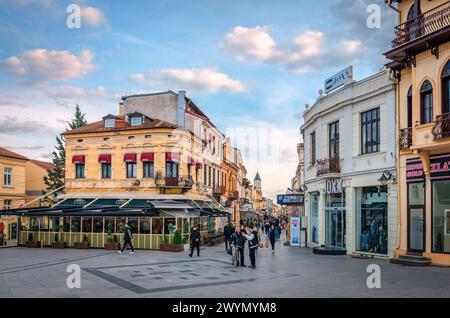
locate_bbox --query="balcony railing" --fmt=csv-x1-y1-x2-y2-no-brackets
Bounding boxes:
316,157,341,176
156,175,193,188
432,112,450,140
392,2,450,48
214,186,226,195
400,127,413,150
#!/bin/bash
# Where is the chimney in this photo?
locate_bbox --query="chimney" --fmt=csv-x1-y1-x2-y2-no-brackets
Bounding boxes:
119,102,124,116
177,90,186,127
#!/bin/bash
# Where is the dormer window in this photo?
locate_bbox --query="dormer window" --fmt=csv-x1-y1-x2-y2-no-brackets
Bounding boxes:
104,119,115,128
130,116,143,126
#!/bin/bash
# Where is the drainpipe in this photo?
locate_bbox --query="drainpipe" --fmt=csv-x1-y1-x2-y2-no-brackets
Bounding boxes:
385,0,401,23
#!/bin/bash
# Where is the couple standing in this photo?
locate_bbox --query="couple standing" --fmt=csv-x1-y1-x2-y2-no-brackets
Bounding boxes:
230,224,259,269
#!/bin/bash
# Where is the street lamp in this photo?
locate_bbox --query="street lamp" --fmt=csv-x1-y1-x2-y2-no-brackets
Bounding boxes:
378,170,396,186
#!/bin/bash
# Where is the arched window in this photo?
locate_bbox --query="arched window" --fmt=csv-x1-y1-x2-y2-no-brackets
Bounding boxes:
442,61,450,114
407,86,413,128
407,5,415,21
420,80,433,124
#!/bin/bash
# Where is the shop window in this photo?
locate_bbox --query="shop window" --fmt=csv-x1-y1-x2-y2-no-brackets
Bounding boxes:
182,218,190,234
408,183,424,206
420,80,433,124
128,217,138,234
50,217,60,232
139,218,151,234
152,218,163,234
39,216,49,232
310,193,319,243
105,217,115,233
164,218,176,234
115,217,126,233
200,217,208,231
93,217,103,233
432,180,450,253
3,168,12,186
442,61,450,114
361,108,380,154
63,217,70,232
355,187,388,254
82,217,92,233
71,217,81,233
75,164,85,179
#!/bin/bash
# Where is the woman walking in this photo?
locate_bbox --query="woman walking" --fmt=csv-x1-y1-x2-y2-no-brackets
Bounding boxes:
269,224,276,253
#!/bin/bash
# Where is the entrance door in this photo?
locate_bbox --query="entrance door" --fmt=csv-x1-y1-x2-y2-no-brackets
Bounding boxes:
325,208,346,249
408,207,425,252
0,218,18,248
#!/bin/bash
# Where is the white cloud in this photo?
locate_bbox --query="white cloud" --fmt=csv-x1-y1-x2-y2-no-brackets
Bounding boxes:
4,0,54,6
131,67,246,94
81,6,108,27
220,26,363,73
35,83,108,99
0,49,96,81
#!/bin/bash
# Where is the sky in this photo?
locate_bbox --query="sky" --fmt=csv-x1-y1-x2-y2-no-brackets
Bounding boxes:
0,0,397,201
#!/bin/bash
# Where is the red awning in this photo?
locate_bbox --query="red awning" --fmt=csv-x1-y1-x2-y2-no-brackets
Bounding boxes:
196,162,203,169
98,154,111,164
123,153,137,162
166,152,180,163
72,155,85,164
141,153,154,162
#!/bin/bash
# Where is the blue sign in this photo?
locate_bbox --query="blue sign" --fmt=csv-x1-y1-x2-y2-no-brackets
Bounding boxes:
277,194,304,205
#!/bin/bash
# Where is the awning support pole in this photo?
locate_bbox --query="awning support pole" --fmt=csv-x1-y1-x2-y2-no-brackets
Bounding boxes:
22,185,66,207
82,181,126,209
119,183,155,209
51,187,88,208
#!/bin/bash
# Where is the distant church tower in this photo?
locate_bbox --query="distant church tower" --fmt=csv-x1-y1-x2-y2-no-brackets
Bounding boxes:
254,172,262,191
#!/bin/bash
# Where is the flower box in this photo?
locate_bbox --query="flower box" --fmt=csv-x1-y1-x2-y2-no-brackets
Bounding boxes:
25,241,41,248
51,242,66,249
160,243,184,252
74,242,90,249
104,242,121,250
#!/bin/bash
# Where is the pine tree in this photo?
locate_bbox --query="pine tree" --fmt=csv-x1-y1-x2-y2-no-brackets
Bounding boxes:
43,105,87,202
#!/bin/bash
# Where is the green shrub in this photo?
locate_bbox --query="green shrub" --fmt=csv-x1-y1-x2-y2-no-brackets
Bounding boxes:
82,234,89,243
173,230,182,245
53,233,59,243
27,233,33,242
113,235,118,243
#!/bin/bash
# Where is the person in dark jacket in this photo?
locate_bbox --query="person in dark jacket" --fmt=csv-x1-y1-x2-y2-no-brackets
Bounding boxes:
269,224,276,253
189,225,201,257
224,222,234,251
243,225,258,269
118,223,134,254
230,226,245,267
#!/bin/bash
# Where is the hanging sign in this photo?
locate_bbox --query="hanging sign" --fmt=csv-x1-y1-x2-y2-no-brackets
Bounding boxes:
406,158,425,182
324,66,353,94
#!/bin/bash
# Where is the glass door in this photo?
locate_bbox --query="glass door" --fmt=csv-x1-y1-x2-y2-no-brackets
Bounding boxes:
408,208,425,252
325,208,346,249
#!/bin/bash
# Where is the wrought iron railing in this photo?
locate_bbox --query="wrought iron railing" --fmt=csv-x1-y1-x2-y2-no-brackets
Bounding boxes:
400,127,413,150
156,174,193,188
316,157,341,176
392,2,450,48
214,186,226,195
432,112,450,140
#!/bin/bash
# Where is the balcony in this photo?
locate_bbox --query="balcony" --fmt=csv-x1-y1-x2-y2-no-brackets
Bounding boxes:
316,157,341,177
156,174,193,189
213,186,226,195
228,191,239,200
400,127,413,150
432,112,450,140
385,2,450,63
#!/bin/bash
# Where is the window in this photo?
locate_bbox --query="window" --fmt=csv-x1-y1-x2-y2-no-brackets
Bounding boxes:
3,168,12,186
130,117,143,126
143,161,154,178
420,80,433,124
139,217,151,234
208,166,212,186
407,86,413,128
126,162,137,178
101,163,111,179
310,131,316,165
166,161,178,178
75,164,85,179
82,217,92,233
203,165,207,184
432,180,450,253
329,121,339,159
3,199,12,210
361,108,380,154
442,61,450,114
93,218,103,233
104,119,115,128
213,136,216,154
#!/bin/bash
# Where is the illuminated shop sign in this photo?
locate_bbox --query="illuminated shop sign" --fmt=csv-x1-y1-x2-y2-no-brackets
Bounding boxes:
406,158,424,182
277,194,304,205
406,154,450,182
324,66,353,94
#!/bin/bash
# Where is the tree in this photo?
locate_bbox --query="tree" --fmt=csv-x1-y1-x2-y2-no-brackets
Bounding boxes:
43,105,88,202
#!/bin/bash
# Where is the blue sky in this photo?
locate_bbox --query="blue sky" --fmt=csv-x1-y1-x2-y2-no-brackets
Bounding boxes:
0,0,397,200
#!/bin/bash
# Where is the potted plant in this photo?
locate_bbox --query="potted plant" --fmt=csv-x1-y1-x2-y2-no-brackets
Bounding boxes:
51,233,65,249
160,230,184,252
104,223,120,250
25,232,41,248
74,234,90,249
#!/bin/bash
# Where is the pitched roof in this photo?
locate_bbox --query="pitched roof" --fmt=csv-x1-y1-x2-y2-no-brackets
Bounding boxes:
30,159,55,171
0,147,28,161
254,172,261,181
63,117,180,135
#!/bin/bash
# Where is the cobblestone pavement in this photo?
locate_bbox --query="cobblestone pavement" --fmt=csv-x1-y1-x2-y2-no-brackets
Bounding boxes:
0,241,449,298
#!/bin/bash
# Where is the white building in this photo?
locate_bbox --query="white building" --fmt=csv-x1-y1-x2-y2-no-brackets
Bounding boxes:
301,70,398,257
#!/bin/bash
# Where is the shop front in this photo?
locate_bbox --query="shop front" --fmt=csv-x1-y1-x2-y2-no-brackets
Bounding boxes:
324,179,346,251
0,215,19,247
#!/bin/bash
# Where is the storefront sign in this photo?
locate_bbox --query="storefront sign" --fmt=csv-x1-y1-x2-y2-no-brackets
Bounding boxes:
430,154,450,180
406,158,424,182
290,216,300,247
324,66,353,94
277,194,304,205
325,179,343,194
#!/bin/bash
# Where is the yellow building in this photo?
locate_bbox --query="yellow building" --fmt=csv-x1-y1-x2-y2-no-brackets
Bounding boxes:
385,0,450,265
25,160,55,208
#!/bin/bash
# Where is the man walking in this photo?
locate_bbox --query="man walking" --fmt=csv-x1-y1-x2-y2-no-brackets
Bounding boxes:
230,226,245,267
118,223,134,254
189,225,201,257
243,225,259,269
269,224,276,253
224,222,233,251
